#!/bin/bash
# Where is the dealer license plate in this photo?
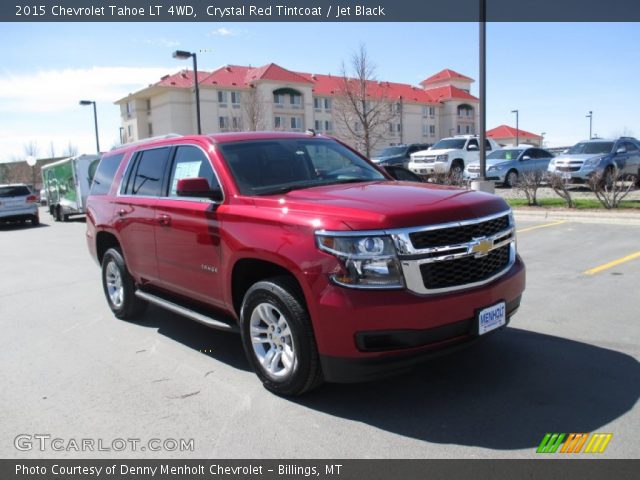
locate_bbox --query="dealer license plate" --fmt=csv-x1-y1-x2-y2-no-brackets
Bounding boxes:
477,301,506,335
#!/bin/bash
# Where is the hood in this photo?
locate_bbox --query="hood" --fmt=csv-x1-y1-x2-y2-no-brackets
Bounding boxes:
371,154,403,163
554,153,604,163
250,181,509,231
414,148,454,157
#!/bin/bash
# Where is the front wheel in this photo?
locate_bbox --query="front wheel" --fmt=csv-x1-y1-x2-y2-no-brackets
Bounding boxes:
505,169,518,188
101,248,147,320
240,276,323,396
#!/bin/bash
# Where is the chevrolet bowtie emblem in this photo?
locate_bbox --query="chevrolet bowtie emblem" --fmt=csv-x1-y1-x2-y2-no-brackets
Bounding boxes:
469,238,493,257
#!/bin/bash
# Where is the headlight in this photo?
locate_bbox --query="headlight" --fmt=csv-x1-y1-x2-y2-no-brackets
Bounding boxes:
487,166,497,172
584,156,604,168
316,233,404,288
436,154,448,162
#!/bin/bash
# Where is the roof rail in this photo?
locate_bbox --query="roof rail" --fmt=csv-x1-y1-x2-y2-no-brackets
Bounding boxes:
111,133,183,150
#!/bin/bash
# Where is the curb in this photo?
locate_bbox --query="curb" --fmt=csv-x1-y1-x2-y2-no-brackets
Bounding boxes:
512,208,640,226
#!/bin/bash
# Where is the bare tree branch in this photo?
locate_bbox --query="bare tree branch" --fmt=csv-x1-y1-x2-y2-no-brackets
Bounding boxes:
333,45,398,157
242,86,267,131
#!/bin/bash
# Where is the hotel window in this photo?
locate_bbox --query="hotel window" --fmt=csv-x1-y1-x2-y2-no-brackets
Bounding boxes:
274,116,284,129
290,116,303,130
422,125,428,137
219,116,229,130
429,125,436,136
232,117,242,130
325,120,332,132
324,98,332,111
314,98,322,110
146,99,151,113
314,120,322,131
273,93,285,106
218,91,228,106
290,94,302,108
231,91,241,107
422,106,429,118
148,123,153,136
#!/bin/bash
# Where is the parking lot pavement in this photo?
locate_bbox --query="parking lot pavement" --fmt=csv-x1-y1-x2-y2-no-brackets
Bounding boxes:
1,208,638,459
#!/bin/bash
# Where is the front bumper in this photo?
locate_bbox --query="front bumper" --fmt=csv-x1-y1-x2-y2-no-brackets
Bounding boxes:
549,164,596,182
311,255,526,382
408,162,447,175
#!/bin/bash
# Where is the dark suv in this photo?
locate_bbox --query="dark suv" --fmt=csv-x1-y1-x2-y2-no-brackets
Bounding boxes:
86,132,525,395
371,143,431,168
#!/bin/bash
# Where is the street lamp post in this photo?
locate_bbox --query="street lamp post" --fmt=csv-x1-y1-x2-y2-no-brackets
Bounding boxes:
540,132,546,148
79,100,100,153
511,109,519,145
586,111,593,139
173,50,202,134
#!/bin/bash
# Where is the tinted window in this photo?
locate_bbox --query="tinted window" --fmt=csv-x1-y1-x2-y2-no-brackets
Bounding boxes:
168,146,219,197
126,148,170,196
467,139,479,149
487,149,522,160
90,154,123,196
567,142,614,155
0,186,30,197
623,142,638,152
432,138,467,150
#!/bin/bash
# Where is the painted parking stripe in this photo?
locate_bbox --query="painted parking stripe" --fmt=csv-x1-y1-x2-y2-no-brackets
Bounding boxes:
584,251,640,275
516,220,567,234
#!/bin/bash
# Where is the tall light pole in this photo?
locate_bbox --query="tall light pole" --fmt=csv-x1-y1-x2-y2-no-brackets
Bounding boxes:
173,50,202,134
511,109,519,145
79,100,100,153
586,111,593,139
540,132,546,148
478,0,487,183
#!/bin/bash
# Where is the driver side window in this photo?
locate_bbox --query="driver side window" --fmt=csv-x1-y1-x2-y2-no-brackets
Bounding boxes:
168,146,218,197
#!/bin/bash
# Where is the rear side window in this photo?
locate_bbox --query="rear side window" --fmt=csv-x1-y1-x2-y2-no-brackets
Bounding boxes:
90,154,124,196
123,148,170,196
0,186,30,197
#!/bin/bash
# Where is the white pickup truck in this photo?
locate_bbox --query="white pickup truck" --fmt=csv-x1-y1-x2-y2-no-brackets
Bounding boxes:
407,135,500,178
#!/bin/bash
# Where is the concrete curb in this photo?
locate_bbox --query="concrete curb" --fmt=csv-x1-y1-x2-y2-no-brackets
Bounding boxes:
513,208,640,226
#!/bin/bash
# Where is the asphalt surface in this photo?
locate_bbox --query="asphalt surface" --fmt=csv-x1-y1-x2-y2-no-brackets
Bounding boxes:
1,207,638,459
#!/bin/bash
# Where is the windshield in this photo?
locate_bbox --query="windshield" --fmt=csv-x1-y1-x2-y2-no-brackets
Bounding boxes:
487,149,523,161
218,139,386,196
0,186,31,197
566,142,614,155
376,146,406,157
431,138,467,150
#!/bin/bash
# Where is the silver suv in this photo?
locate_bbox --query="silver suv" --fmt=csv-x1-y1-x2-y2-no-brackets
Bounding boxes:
0,184,40,226
548,137,640,184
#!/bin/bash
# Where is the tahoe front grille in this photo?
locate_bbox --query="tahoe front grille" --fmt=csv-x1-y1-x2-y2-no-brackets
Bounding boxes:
419,244,511,289
409,214,510,249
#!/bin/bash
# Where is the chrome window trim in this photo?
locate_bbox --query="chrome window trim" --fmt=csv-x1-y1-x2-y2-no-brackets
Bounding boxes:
116,142,225,205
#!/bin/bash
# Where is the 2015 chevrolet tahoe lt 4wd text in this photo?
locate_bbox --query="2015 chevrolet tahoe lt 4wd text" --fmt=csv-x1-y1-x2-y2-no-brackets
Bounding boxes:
86,131,525,396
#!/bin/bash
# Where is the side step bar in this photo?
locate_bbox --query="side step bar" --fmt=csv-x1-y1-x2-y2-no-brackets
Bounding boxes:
135,290,239,333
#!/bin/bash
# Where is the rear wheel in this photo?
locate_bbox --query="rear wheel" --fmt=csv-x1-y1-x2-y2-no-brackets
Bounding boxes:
240,276,323,396
30,214,39,227
101,248,147,320
505,169,518,188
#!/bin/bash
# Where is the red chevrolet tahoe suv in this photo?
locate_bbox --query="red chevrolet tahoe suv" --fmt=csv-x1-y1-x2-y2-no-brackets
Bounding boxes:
86,131,525,395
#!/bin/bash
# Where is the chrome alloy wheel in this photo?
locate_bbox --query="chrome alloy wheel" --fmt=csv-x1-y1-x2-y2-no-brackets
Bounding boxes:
249,303,296,379
105,261,124,309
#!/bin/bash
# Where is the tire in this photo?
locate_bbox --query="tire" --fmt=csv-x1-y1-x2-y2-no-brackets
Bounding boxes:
505,169,518,188
101,248,147,320
30,214,39,227
240,276,323,396
449,160,464,180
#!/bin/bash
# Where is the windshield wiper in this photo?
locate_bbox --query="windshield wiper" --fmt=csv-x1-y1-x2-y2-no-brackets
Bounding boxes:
255,178,373,196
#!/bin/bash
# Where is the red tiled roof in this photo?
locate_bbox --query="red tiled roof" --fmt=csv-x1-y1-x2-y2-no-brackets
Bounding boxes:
487,124,542,139
156,70,210,88
420,68,474,86
153,63,477,104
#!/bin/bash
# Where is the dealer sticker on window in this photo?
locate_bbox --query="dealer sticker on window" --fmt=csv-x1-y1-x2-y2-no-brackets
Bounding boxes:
477,301,506,335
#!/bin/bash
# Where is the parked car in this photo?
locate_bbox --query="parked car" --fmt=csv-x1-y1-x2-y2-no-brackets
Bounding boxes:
0,184,39,226
547,137,640,184
86,131,525,396
371,143,431,168
39,188,47,206
465,146,555,187
408,135,501,178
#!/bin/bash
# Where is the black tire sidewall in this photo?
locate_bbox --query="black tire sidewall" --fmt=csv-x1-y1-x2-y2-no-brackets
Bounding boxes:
506,169,518,188
240,279,320,396
101,248,143,320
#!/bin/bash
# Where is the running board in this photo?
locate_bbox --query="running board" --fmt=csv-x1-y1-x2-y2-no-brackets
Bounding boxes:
135,290,239,333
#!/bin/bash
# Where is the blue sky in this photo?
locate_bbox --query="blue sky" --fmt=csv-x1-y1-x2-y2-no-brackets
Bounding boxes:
0,22,638,161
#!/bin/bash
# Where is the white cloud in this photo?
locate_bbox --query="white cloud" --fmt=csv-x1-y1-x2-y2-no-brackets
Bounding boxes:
140,37,180,48
208,27,245,37
0,66,172,113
